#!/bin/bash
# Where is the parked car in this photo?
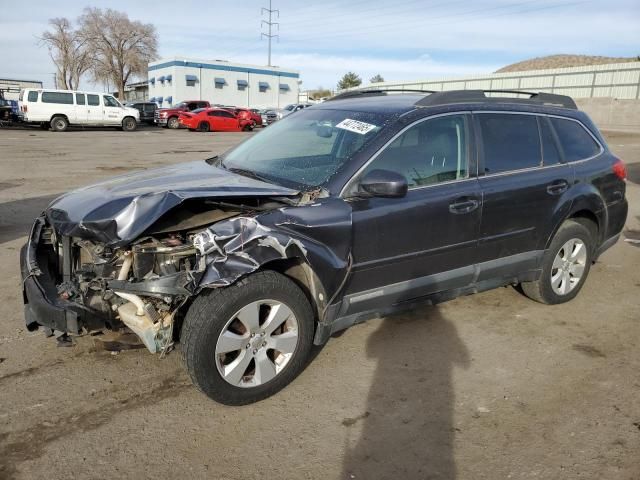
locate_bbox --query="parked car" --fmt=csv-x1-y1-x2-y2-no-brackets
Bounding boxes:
260,109,278,125
250,109,266,127
276,103,313,120
20,90,627,405
125,101,157,125
178,107,254,132
155,100,210,129
18,89,139,131
233,108,262,127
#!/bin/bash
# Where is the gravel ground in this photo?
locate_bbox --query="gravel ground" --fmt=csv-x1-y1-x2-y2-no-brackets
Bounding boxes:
0,126,639,480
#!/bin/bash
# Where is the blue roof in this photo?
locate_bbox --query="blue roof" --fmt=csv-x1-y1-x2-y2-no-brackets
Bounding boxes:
149,60,299,79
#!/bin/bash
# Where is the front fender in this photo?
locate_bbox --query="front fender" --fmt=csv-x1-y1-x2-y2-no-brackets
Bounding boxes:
193,197,353,307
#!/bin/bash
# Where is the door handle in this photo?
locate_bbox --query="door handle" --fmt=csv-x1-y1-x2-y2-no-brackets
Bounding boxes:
546,180,569,196
449,197,480,214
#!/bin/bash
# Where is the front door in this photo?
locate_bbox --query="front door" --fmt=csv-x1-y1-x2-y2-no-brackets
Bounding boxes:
102,95,123,125
344,113,481,315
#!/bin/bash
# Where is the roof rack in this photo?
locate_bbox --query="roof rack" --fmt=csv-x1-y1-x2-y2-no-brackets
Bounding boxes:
327,88,436,102
414,89,577,109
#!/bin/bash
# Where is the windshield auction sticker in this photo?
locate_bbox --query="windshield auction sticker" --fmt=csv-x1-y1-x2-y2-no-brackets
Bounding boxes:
335,118,377,135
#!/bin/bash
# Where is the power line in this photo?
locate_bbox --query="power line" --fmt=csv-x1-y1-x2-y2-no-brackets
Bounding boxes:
261,0,279,66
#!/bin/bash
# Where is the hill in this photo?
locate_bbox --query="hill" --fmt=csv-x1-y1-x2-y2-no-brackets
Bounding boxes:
496,54,637,73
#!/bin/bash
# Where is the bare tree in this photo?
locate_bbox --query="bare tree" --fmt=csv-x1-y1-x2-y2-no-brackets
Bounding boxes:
40,18,90,90
79,8,158,98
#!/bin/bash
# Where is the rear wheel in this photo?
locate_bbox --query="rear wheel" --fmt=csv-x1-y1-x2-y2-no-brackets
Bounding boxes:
181,271,314,405
521,220,594,304
121,116,137,131
167,116,180,129
50,116,68,132
198,121,210,132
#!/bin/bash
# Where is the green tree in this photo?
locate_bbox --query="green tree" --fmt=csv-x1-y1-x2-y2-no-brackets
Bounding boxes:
369,74,385,83
337,72,362,90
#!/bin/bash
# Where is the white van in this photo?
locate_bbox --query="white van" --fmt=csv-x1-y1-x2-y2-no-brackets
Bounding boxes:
18,89,140,132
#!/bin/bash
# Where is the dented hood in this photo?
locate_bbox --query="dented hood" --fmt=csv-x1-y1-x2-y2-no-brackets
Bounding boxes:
45,160,299,245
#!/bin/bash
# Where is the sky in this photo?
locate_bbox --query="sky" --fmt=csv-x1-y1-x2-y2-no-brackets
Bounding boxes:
1,0,638,91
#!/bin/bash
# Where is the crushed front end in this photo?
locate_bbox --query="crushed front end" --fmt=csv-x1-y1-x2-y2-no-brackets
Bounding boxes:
21,214,199,353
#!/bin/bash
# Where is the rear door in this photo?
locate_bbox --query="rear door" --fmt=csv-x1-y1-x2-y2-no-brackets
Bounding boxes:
344,113,481,313
75,93,87,124
475,112,573,277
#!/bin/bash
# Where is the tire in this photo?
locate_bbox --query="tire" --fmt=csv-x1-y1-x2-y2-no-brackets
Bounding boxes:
167,116,180,129
198,121,210,132
188,128,196,132
242,123,253,132
521,219,594,305
181,271,314,405
122,117,137,131
50,116,68,132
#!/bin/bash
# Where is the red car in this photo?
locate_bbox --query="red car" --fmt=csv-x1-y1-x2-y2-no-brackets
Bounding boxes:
228,108,263,127
178,108,254,132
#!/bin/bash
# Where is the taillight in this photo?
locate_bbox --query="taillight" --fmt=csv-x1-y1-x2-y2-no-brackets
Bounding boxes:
612,158,627,180
23,105,27,113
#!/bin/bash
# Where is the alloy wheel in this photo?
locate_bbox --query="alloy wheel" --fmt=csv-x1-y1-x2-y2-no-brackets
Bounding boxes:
550,238,587,295
215,300,299,388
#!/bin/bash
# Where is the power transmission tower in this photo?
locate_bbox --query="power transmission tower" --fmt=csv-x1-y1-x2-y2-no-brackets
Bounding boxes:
261,0,279,66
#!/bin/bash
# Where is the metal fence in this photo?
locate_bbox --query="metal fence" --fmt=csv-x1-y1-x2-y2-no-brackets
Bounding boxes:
355,62,640,99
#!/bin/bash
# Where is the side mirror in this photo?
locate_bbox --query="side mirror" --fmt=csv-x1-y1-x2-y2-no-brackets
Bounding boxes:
359,169,408,198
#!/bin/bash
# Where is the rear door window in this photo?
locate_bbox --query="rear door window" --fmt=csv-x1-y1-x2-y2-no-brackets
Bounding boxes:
550,117,601,161
76,93,86,105
87,94,100,106
27,91,38,102
478,113,541,174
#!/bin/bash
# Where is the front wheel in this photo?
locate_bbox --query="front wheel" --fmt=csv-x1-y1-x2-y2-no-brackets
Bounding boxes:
181,271,314,405
122,116,137,131
521,220,594,304
167,116,180,129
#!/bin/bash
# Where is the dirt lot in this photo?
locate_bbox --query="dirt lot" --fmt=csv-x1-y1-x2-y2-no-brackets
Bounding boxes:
0,126,639,480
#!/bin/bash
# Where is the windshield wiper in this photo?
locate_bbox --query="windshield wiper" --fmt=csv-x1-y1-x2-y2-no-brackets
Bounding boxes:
227,167,272,184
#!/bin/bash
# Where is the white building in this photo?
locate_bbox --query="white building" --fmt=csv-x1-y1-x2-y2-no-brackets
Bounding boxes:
147,57,299,109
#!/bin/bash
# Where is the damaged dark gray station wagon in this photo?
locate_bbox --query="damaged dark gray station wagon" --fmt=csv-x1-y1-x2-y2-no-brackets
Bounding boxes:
21,90,628,405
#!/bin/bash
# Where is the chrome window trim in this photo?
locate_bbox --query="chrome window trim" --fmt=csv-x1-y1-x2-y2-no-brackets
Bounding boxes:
340,111,472,198
473,110,605,177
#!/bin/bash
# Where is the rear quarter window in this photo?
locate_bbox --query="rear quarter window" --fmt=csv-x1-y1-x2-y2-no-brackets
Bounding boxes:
550,117,601,161
87,94,100,106
41,92,73,105
478,113,541,174
27,91,38,102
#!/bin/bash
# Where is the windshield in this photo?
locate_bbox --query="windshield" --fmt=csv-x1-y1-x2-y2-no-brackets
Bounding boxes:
284,104,296,111
220,108,387,190
173,102,187,109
